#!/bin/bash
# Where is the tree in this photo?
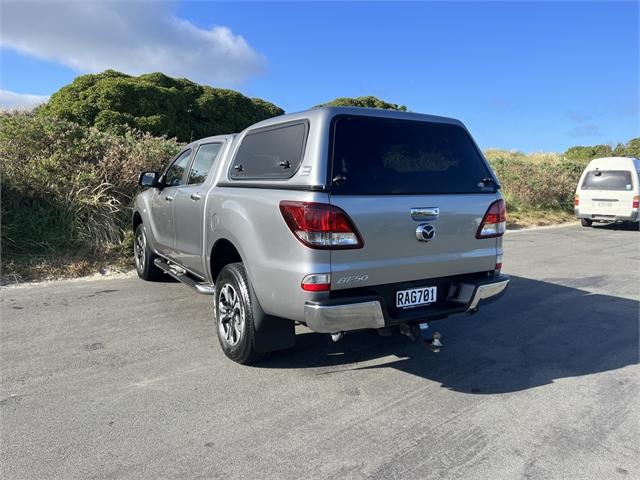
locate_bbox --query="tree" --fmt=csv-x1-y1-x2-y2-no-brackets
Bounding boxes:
622,138,640,157
613,143,626,156
39,70,284,142
565,138,640,160
564,144,613,161
314,95,407,111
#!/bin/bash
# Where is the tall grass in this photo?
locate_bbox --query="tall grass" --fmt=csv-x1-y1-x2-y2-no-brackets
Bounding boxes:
485,149,589,212
0,111,181,258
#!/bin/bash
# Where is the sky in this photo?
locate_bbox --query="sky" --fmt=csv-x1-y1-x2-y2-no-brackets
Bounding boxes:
1,0,638,152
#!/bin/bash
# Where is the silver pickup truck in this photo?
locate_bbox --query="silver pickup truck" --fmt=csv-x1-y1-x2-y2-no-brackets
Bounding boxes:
133,107,509,364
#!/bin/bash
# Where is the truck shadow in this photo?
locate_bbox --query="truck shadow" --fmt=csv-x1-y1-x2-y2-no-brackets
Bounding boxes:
258,276,639,394
592,222,639,231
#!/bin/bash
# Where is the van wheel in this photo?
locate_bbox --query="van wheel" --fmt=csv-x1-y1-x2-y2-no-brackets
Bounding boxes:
581,219,593,227
214,263,265,364
134,224,163,281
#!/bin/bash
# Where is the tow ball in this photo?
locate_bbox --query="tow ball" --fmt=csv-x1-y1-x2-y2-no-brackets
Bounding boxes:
330,332,344,342
398,323,443,353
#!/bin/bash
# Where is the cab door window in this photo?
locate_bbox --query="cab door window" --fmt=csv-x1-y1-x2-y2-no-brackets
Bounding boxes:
164,149,192,187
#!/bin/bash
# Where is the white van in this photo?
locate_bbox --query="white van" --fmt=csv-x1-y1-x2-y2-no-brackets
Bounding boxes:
574,156,640,227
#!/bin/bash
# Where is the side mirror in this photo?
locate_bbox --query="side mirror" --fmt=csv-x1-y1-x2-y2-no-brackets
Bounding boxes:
138,171,161,188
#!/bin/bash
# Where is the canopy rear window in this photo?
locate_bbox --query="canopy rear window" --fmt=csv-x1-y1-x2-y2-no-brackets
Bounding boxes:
230,122,307,180
581,170,633,191
330,115,494,195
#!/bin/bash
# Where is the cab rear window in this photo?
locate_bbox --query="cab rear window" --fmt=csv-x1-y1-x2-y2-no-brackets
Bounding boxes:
581,170,633,191
330,115,495,195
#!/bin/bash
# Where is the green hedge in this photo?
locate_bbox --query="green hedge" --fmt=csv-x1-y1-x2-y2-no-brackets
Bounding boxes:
38,70,284,142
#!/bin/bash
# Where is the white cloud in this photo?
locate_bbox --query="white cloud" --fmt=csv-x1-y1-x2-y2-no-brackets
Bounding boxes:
0,89,49,111
0,1,265,86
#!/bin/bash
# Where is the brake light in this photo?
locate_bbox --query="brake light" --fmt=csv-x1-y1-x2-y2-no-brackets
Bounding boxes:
279,201,363,249
633,196,639,209
301,273,331,291
575,194,580,207
476,199,507,239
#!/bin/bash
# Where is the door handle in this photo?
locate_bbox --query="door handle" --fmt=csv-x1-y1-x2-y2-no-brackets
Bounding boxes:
165,195,174,202
190,193,202,201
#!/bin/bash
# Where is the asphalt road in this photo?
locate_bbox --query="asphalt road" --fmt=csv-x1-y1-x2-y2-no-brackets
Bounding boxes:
2,223,639,479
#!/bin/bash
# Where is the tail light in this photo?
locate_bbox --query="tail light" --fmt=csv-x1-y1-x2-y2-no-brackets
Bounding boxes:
301,273,331,291
476,199,507,239
633,196,639,209
279,201,363,249
575,194,580,207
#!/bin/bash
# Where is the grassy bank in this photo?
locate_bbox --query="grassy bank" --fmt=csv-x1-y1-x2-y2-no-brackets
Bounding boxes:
485,149,588,229
1,112,179,282
0,112,602,283
1,245,133,284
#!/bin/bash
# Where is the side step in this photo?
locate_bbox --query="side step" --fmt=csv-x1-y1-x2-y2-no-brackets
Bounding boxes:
153,258,215,295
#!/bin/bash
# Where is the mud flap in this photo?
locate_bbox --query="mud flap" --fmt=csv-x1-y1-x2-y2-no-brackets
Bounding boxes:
253,314,296,353
249,281,296,353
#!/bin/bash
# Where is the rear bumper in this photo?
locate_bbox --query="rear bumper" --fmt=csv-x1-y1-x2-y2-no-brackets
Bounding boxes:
575,209,639,222
304,274,509,333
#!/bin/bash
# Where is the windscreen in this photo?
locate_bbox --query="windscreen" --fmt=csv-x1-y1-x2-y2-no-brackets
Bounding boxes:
330,116,495,195
581,170,633,191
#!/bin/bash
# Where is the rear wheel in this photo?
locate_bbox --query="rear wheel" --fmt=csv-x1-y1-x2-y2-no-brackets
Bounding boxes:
581,218,593,227
134,224,163,281
214,263,264,364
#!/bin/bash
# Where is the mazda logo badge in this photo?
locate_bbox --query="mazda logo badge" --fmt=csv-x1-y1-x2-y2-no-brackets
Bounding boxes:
416,224,436,242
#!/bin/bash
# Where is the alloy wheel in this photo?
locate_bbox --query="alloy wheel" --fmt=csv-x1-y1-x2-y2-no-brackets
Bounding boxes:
217,283,245,347
134,228,146,272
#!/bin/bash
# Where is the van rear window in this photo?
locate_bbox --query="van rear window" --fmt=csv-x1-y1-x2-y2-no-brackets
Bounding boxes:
330,115,494,195
581,170,633,191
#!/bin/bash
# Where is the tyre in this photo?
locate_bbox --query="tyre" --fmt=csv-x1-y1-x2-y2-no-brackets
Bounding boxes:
134,224,163,281
581,218,593,227
214,262,264,364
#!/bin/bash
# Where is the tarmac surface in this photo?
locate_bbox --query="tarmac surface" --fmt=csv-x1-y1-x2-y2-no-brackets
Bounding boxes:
2,223,639,479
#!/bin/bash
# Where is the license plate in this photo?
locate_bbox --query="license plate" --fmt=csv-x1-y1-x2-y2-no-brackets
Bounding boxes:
597,201,613,208
396,286,437,309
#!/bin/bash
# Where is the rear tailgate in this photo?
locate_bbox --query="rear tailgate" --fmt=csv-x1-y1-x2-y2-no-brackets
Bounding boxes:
330,194,499,288
579,170,636,217
328,114,500,292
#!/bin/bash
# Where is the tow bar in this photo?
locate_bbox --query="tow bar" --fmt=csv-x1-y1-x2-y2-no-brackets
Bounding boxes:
331,323,443,352
398,322,443,352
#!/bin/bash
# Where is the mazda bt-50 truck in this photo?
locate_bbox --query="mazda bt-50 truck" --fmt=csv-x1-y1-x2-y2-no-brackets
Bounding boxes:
133,107,509,364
